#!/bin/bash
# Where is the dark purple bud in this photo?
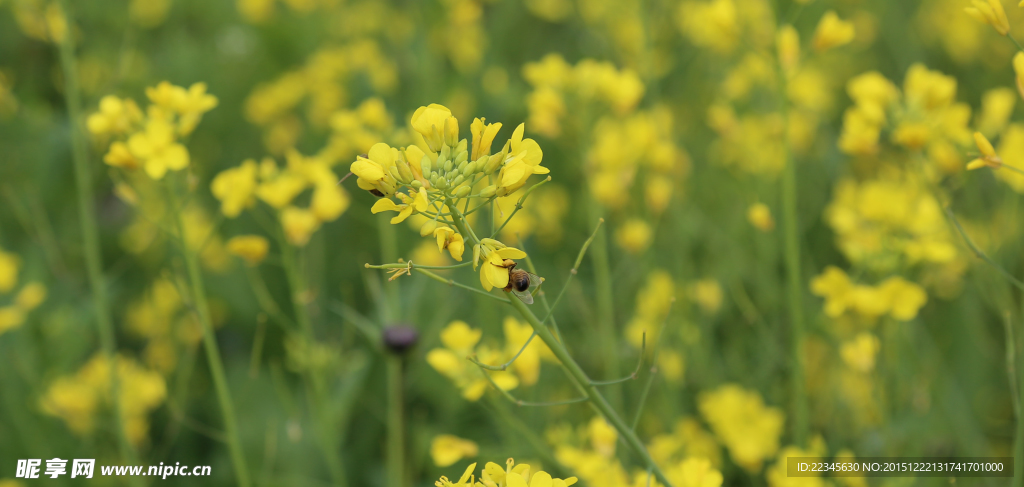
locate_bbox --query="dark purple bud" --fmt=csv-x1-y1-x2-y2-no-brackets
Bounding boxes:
382,324,419,354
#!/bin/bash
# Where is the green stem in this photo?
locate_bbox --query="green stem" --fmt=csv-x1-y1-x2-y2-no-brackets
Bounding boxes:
386,356,405,487
55,2,142,478
587,203,623,411
1015,307,1024,487
777,54,808,447
166,178,251,487
378,214,401,320
507,297,673,487
278,236,348,487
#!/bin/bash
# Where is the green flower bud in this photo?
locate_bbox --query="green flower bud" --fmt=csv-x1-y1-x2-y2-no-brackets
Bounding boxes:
440,144,451,161
443,159,453,173
434,178,448,190
410,180,423,189
429,174,439,186
420,155,432,175
397,161,414,183
420,220,437,236
451,174,464,187
484,153,503,174
456,138,468,154
444,118,459,148
479,184,496,198
388,165,403,182
454,185,471,198
454,150,468,166
461,159,477,176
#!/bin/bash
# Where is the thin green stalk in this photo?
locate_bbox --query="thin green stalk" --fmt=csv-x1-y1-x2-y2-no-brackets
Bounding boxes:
441,198,672,486
776,54,808,447
1015,307,1024,487
166,178,251,487
378,214,401,319
55,2,141,478
507,297,673,487
277,235,348,487
386,356,406,487
587,203,623,412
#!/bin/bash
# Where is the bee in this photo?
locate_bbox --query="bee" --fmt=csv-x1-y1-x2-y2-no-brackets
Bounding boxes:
501,259,542,304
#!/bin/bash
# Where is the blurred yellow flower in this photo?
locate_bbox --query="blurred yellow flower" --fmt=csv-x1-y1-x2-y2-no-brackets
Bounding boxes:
615,219,653,253
40,354,167,445
812,11,856,52
811,266,928,321
966,131,1002,170
964,0,1010,35
226,235,270,266
127,118,190,179
840,332,881,373
776,25,800,75
87,96,143,136
698,384,784,472
626,270,676,349
976,87,1016,136
430,434,479,467
14,282,46,310
747,203,775,231
503,316,556,386
426,321,519,401
0,248,20,293
211,159,259,217
129,0,171,28
689,279,723,315
281,206,321,246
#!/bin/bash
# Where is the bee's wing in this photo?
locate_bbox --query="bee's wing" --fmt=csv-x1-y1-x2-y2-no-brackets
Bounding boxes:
511,288,534,304
527,273,543,292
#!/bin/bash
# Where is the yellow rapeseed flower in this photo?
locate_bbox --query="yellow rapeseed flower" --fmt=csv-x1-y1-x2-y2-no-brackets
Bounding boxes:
0,247,20,293
840,332,881,373
430,434,479,467
615,219,653,253
211,159,259,217
965,0,1010,35
126,118,190,179
426,321,519,401
412,103,455,152
812,11,856,52
226,235,270,266
747,203,775,231
698,384,784,472
967,131,1003,169
281,206,321,246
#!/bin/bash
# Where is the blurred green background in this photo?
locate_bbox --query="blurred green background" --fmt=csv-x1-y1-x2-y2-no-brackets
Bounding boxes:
1,0,1023,486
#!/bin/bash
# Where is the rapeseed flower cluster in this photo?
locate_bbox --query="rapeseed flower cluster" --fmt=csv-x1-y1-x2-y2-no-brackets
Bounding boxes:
211,150,350,246
434,458,578,487
124,276,205,374
697,384,784,473
40,354,166,445
522,54,644,138
352,103,548,291
623,270,687,381
523,54,687,254
0,247,46,336
838,65,971,166
810,266,927,322
824,169,957,273
431,434,479,467
244,42,397,154
426,320,519,401
550,417,725,487
705,10,855,176
88,82,217,179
